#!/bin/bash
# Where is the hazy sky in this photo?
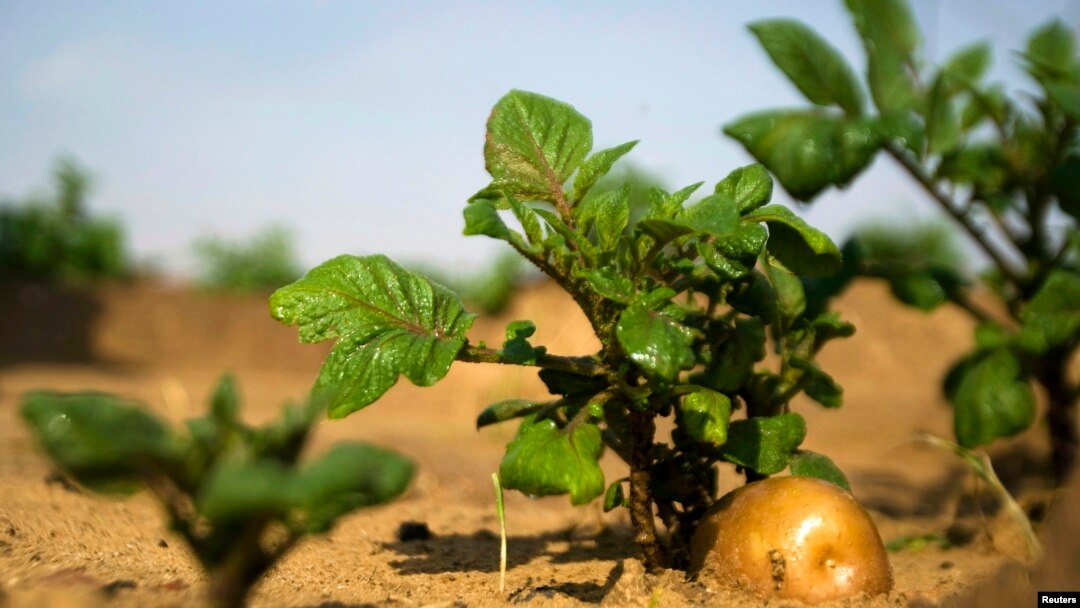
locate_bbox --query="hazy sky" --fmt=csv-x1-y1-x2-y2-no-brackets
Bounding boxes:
2,1,1078,275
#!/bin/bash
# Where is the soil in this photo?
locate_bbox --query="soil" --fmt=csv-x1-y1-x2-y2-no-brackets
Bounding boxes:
0,278,1077,607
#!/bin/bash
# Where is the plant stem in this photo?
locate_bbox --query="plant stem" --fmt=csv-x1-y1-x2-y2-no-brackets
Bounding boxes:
457,345,602,376
1038,352,1079,486
627,409,667,572
884,142,1028,288
205,521,277,608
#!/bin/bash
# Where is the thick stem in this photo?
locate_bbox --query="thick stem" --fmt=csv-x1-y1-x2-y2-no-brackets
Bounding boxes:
1039,353,1079,486
627,409,667,572
204,522,295,608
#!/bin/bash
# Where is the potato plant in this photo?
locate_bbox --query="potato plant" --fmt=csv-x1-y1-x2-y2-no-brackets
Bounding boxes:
21,375,414,608
725,0,1080,484
270,90,854,572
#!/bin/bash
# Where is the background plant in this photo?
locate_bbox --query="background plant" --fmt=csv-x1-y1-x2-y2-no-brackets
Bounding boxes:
193,224,302,292
270,90,853,572
0,156,129,282
21,375,413,608
725,0,1080,485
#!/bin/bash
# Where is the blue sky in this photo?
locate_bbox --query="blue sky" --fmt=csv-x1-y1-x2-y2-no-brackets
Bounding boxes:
2,1,1077,275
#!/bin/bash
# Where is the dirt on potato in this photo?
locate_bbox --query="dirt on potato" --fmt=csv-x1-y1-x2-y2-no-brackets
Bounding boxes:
0,278,1077,607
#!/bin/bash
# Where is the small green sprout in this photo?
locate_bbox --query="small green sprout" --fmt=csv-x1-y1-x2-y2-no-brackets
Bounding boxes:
21,374,414,608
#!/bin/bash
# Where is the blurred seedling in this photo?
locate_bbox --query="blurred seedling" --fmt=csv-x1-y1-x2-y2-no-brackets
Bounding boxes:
21,375,414,608
729,0,1080,487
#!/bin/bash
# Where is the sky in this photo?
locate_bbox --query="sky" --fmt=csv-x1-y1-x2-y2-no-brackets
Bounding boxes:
2,1,1078,276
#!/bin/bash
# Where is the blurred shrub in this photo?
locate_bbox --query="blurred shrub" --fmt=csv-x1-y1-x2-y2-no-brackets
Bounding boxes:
194,224,302,292
853,221,966,273
849,221,969,312
0,157,129,282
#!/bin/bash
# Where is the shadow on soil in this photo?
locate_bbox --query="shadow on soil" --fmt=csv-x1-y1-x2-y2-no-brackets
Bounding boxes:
0,281,103,366
385,525,635,576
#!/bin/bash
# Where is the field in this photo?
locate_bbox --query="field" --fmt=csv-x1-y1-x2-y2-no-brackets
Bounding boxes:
0,278,1077,607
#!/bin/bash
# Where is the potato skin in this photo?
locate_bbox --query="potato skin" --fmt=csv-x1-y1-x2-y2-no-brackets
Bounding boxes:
689,476,892,604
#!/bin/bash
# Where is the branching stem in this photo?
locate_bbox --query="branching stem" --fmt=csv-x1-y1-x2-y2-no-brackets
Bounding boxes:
884,142,1028,288
457,345,603,377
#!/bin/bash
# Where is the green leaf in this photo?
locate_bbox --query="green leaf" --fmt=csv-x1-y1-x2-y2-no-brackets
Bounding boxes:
789,357,843,408
678,194,740,237
943,42,991,83
763,256,807,321
936,143,1008,194
508,197,545,247
505,319,536,340
714,164,774,214
209,374,240,423
1021,270,1080,346
1025,19,1077,80
198,461,293,523
746,205,842,277
577,266,634,304
577,185,630,251
945,349,1035,448
926,74,961,155
480,90,592,206
700,318,766,393
680,388,731,446
616,305,696,381
715,223,769,263
573,140,639,204
879,110,925,157
603,480,626,512
533,208,595,260
502,319,544,365
499,416,604,505
845,0,921,113
636,218,696,247
1045,80,1080,121
645,182,704,219
292,442,414,533
888,271,950,311
728,271,779,323
810,311,857,348
719,413,807,475
698,220,768,281
21,392,175,493
477,399,545,429
464,199,511,240
270,254,476,418
789,451,851,491
749,19,865,115
250,397,325,462
724,110,882,201
1052,153,1080,220
699,242,752,281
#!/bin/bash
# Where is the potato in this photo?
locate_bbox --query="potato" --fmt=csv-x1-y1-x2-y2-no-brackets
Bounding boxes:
689,476,892,604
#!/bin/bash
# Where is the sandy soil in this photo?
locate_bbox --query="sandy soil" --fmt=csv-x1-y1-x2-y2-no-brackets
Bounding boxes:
0,279,1076,607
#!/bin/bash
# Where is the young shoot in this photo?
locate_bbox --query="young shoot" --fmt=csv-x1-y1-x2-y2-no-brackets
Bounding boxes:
21,375,414,608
